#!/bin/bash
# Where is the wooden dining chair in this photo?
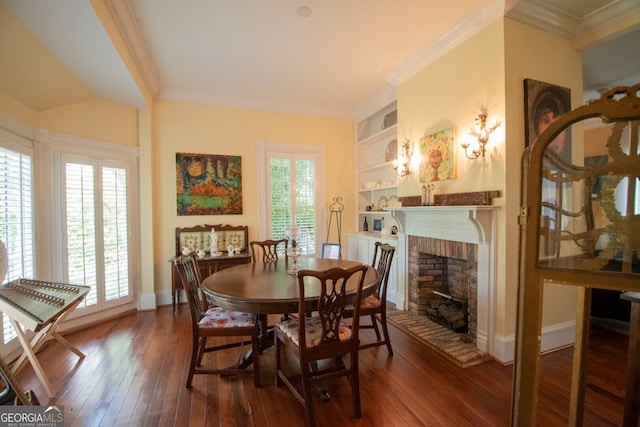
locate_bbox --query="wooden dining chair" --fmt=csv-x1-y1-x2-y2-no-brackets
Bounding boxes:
274,264,368,427
345,242,395,355
173,255,261,388
249,239,288,263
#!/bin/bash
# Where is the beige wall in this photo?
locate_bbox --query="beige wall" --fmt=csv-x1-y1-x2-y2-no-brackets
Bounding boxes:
0,92,138,147
35,97,139,146
398,19,511,342
0,92,36,125
504,18,583,334
398,19,507,200
397,17,585,356
153,100,355,300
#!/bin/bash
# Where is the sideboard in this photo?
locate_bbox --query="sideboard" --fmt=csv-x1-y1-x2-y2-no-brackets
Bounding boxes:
170,224,251,310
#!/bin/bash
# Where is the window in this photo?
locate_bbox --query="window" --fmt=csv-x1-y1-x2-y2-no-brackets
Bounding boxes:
0,123,139,353
0,131,34,344
257,141,325,256
61,156,133,312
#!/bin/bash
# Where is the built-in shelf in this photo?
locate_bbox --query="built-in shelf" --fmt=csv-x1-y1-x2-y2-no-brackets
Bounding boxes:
357,210,393,215
357,124,397,145
355,99,399,238
358,161,395,174
358,184,397,193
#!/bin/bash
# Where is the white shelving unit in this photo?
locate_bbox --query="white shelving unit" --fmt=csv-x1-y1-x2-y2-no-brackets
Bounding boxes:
355,100,399,233
349,94,401,304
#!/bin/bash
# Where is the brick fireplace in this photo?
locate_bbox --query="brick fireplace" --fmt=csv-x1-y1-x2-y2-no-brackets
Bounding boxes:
407,235,478,340
389,206,497,355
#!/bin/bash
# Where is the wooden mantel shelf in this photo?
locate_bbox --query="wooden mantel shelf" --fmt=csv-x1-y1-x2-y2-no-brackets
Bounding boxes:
386,205,499,244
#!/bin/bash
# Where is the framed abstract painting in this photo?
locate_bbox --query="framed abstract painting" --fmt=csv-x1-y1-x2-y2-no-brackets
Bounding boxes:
176,152,243,215
418,127,456,182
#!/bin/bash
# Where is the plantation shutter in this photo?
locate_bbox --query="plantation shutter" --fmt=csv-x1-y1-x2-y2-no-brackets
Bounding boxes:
63,157,132,311
65,162,98,307
267,153,317,255
102,167,129,301
0,143,34,343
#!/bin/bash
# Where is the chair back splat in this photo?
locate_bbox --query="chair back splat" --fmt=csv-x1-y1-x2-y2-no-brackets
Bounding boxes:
275,264,368,427
173,255,261,388
249,239,288,263
346,242,396,355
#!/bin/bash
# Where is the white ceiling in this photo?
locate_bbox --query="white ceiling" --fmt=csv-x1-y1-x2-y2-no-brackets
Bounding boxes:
4,0,640,118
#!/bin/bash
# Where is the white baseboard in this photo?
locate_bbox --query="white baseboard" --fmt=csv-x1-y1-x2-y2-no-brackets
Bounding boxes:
156,288,184,307
491,320,576,364
138,292,157,310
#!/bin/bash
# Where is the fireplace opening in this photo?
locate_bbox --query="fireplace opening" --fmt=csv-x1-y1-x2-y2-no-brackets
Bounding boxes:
408,235,478,343
426,290,468,333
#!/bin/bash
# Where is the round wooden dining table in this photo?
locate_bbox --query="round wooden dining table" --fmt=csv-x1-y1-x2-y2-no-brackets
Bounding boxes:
202,258,378,313
201,258,379,352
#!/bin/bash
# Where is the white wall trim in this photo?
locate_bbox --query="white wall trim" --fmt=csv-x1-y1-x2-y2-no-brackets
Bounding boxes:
492,320,576,364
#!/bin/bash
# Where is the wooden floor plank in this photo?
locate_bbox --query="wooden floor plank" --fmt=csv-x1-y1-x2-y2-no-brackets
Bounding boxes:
9,304,629,426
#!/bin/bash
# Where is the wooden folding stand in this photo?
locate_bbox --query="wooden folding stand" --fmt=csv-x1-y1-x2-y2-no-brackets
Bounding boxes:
0,278,90,398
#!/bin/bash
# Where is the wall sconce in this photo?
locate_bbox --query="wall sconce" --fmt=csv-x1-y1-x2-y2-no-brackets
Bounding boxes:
393,140,413,177
462,110,501,159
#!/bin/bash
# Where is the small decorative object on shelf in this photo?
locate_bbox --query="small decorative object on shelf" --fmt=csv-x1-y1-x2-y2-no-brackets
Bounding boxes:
210,228,219,255
421,184,436,206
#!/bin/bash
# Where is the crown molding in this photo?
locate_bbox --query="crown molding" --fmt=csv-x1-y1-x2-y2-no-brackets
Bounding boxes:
104,0,161,97
159,88,354,119
506,0,640,43
353,85,397,122
387,0,505,87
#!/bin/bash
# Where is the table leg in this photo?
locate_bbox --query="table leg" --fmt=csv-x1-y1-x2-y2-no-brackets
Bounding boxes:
225,314,273,371
257,314,273,351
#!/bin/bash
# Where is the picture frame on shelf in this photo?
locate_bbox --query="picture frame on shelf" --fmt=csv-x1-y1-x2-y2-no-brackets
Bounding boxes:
373,218,383,232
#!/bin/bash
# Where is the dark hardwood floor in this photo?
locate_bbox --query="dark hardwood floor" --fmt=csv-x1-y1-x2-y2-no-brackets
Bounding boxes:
12,305,628,426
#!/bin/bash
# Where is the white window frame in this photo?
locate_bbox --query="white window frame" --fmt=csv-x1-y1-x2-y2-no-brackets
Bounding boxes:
49,133,139,318
0,116,140,358
256,141,326,255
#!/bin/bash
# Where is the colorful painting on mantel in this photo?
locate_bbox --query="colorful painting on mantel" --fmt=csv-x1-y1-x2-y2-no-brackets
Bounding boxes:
419,127,456,182
176,152,242,215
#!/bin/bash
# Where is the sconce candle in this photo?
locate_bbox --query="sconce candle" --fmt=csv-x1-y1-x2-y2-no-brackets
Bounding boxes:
462,110,501,159
393,140,413,176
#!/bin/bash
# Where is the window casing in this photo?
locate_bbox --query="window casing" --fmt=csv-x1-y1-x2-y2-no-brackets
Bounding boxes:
257,141,326,256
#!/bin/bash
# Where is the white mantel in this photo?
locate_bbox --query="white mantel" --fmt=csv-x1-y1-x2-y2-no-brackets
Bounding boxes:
387,205,499,356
